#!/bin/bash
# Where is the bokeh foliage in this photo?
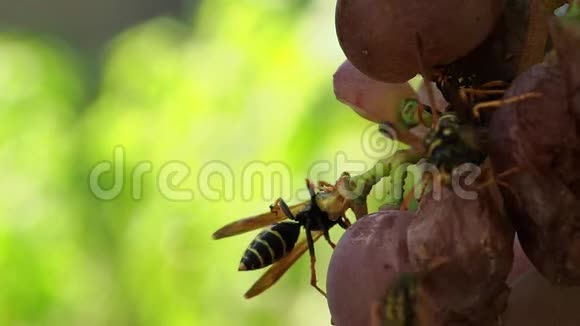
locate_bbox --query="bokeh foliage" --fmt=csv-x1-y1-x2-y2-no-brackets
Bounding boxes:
0,1,402,325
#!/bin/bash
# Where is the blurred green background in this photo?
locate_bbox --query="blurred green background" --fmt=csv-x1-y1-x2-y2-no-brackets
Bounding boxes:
0,1,397,325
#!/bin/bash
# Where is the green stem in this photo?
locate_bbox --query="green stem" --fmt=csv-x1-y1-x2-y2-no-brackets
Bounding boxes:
342,150,422,202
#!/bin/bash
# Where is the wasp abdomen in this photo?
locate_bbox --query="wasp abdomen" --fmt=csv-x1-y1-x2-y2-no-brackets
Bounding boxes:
239,222,301,271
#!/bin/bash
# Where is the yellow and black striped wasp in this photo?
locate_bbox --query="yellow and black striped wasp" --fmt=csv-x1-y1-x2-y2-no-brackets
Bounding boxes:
212,178,353,298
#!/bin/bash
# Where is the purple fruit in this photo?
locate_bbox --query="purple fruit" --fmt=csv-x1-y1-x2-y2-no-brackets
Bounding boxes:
333,60,416,124
407,185,514,325
335,0,505,82
488,57,580,285
327,210,415,326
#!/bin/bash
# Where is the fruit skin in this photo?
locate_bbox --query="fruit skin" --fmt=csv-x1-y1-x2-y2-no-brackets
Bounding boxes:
335,0,505,82
432,0,530,124
407,185,514,325
333,60,416,124
327,210,415,326
487,60,580,285
488,63,580,191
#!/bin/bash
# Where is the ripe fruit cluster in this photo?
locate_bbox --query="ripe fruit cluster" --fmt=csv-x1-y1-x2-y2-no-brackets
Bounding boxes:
328,0,580,325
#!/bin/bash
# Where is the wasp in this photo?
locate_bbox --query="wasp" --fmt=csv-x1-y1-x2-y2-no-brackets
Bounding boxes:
345,108,487,211
212,178,353,298
423,111,486,177
343,33,513,209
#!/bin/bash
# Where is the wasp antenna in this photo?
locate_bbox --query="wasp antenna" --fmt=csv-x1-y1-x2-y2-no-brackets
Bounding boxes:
278,199,295,219
414,32,440,126
305,178,316,197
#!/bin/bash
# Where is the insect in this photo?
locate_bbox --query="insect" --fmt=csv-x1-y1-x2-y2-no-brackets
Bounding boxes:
343,108,487,211
212,178,352,298
431,56,541,123
423,111,486,177
340,34,513,209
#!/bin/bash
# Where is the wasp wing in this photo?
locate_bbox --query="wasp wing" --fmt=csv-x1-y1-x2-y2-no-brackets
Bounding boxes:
212,201,308,239
244,231,323,299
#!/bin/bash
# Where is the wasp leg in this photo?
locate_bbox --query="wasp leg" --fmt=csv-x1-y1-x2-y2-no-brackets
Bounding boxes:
459,80,509,103
417,176,430,203
477,165,518,189
480,80,511,89
398,174,415,211
472,91,543,118
323,230,336,249
399,173,431,211
338,199,351,217
460,88,506,103
269,197,281,212
478,166,523,206
337,216,351,229
315,214,336,249
305,224,327,298
400,182,418,211
494,166,521,182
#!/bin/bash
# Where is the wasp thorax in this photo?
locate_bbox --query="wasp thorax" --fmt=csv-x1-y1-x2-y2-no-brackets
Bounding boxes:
423,113,485,175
